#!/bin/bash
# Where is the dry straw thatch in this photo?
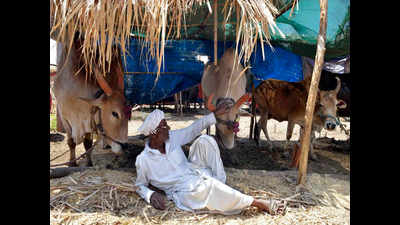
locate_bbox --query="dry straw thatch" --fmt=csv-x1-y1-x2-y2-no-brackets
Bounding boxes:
50,0,287,79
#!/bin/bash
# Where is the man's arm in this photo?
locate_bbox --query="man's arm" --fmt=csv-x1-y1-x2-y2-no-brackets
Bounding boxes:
170,103,230,146
135,156,166,210
135,156,155,204
170,113,216,146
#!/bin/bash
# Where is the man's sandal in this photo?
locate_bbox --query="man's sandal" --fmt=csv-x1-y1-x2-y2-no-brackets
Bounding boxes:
269,199,288,215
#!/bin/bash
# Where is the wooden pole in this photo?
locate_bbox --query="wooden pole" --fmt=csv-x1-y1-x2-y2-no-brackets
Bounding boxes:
214,0,218,66
297,0,328,185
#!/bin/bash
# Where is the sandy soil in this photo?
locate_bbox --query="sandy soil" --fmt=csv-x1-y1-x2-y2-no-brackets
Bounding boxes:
50,105,350,224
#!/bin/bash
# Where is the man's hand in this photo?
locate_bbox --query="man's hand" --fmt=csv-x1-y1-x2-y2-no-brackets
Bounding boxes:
214,102,231,116
150,192,166,210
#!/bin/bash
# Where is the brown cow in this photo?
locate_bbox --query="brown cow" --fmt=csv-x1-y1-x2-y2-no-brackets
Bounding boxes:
201,48,250,150
53,35,130,167
253,73,346,160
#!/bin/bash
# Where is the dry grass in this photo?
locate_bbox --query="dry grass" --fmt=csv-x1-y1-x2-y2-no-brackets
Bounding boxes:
50,168,349,225
50,0,284,80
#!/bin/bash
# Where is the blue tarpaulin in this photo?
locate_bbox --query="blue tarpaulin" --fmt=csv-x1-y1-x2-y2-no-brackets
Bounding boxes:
123,40,303,105
248,43,303,87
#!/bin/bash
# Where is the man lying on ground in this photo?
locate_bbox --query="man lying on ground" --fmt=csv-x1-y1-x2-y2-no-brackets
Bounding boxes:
134,105,287,215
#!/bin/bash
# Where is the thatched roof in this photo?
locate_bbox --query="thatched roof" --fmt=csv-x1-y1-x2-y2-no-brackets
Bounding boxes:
50,0,291,77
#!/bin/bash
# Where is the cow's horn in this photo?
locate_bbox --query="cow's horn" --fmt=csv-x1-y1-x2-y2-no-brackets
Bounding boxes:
233,93,251,110
335,77,341,94
206,93,216,112
94,66,113,97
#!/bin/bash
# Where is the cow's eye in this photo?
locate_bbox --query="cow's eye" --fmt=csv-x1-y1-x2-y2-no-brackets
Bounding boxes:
112,111,119,119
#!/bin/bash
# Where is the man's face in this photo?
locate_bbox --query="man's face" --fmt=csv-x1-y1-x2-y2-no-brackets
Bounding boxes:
153,119,170,142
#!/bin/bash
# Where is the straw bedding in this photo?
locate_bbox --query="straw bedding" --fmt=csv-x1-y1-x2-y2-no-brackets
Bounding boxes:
50,168,349,225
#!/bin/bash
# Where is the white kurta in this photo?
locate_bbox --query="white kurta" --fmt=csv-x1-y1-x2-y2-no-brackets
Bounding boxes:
135,113,254,215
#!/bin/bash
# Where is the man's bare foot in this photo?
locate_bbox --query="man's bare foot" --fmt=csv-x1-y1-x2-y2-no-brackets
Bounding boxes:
251,199,287,215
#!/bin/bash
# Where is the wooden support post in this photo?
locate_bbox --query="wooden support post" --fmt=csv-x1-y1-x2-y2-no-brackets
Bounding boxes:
213,0,218,66
297,0,328,185
211,0,217,137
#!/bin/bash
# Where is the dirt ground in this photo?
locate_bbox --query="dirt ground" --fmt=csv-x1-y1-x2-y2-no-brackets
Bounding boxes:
50,105,350,225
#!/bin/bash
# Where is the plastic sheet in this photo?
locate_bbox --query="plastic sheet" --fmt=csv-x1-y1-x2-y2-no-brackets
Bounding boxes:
124,40,304,104
271,0,350,60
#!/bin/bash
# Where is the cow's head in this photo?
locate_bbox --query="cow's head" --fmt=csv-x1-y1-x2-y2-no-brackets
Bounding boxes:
80,66,129,155
206,93,251,149
315,77,347,130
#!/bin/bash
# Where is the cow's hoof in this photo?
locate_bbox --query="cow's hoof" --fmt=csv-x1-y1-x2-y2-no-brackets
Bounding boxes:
309,153,318,161
282,151,290,159
86,160,93,167
68,162,78,167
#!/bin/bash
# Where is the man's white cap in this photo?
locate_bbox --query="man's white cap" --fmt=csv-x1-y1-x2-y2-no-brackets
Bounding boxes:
137,109,165,136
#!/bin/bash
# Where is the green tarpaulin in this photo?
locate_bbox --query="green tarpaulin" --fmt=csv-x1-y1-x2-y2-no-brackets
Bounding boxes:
131,0,350,60
271,0,350,59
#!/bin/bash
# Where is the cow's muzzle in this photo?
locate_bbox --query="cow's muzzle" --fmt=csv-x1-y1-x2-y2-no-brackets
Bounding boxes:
117,141,129,150
109,140,129,155
216,115,240,134
324,115,340,131
326,121,336,130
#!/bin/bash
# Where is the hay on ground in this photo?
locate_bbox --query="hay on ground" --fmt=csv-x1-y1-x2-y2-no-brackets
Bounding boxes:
50,168,349,225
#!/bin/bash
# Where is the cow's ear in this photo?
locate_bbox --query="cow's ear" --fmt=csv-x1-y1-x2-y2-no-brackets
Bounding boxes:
337,99,347,109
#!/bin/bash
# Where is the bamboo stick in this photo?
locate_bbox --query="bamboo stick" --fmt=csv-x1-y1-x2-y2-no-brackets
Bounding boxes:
214,0,218,66
297,0,328,185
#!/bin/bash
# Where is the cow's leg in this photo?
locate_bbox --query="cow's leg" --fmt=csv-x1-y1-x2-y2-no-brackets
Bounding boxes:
253,117,260,146
83,133,94,167
174,93,179,113
179,92,183,116
260,115,270,142
298,125,304,157
67,137,78,167
254,114,264,147
286,121,295,141
298,126,318,161
254,112,269,148
259,112,273,149
309,130,318,161
284,121,295,156
314,125,324,139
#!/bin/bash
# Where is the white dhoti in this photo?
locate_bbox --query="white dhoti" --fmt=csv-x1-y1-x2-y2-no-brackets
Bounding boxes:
174,135,254,215
188,134,227,183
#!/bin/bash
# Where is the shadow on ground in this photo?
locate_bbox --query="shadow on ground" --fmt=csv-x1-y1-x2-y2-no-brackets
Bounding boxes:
101,135,349,178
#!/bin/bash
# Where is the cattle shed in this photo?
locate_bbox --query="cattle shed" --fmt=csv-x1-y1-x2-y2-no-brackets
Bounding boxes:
50,0,350,185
